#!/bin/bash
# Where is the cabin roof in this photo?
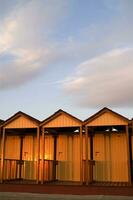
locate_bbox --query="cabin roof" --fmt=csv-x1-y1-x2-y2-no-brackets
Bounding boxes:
0,111,40,128
84,107,129,125
40,109,82,126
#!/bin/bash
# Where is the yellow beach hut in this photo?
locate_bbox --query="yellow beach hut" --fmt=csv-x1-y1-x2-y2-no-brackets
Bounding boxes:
0,111,40,183
84,107,131,185
40,109,83,184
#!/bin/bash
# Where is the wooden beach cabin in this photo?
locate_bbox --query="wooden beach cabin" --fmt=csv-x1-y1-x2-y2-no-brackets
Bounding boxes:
0,111,40,183
40,109,83,184
84,107,131,185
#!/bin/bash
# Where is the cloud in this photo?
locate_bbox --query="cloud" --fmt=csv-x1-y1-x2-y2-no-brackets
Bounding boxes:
63,47,133,108
0,0,68,89
0,0,133,93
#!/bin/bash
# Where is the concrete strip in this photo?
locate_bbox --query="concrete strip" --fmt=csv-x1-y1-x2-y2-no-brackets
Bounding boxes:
0,193,133,200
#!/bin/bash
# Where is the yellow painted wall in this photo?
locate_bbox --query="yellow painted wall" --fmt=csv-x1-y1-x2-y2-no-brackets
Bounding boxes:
82,135,90,160
40,135,54,181
111,133,128,182
5,136,20,160
82,135,91,182
86,112,127,126
22,135,37,180
4,135,37,180
93,134,110,182
40,134,80,182
5,115,38,128
4,136,20,180
72,135,80,181
56,134,80,181
93,133,128,182
40,135,54,160
43,113,81,127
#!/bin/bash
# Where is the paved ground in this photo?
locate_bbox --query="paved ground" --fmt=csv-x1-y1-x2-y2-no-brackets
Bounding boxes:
0,193,133,200
1,184,133,196
0,192,133,200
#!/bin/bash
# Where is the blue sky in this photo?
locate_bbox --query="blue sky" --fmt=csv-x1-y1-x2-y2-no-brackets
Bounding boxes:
0,0,133,121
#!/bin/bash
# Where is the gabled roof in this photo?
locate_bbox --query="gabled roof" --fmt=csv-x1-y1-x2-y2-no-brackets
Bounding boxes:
40,109,82,127
84,107,129,126
0,111,40,128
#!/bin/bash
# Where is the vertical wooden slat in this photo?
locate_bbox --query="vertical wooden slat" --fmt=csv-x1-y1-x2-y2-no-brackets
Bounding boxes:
85,126,88,185
41,127,44,184
80,126,83,184
126,125,131,185
1,128,5,183
36,127,40,184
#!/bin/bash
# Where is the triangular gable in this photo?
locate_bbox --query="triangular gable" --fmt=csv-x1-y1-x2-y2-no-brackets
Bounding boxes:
2,111,40,129
84,107,129,126
41,109,82,128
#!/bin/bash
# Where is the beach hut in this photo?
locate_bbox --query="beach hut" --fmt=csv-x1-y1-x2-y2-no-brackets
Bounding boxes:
0,111,40,183
40,109,83,184
84,107,131,185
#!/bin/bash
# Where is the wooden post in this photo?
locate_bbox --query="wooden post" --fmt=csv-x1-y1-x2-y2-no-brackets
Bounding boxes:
19,136,24,179
90,133,93,160
80,126,83,185
128,123,132,183
36,127,40,184
41,127,45,184
85,126,88,185
126,125,131,185
90,131,93,183
53,135,57,181
109,133,112,181
1,128,5,183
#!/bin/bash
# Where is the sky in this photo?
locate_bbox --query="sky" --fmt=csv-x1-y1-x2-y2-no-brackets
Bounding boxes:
0,0,133,121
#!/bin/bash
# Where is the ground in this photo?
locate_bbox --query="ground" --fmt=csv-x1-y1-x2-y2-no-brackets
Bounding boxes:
1,184,133,196
0,193,133,200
